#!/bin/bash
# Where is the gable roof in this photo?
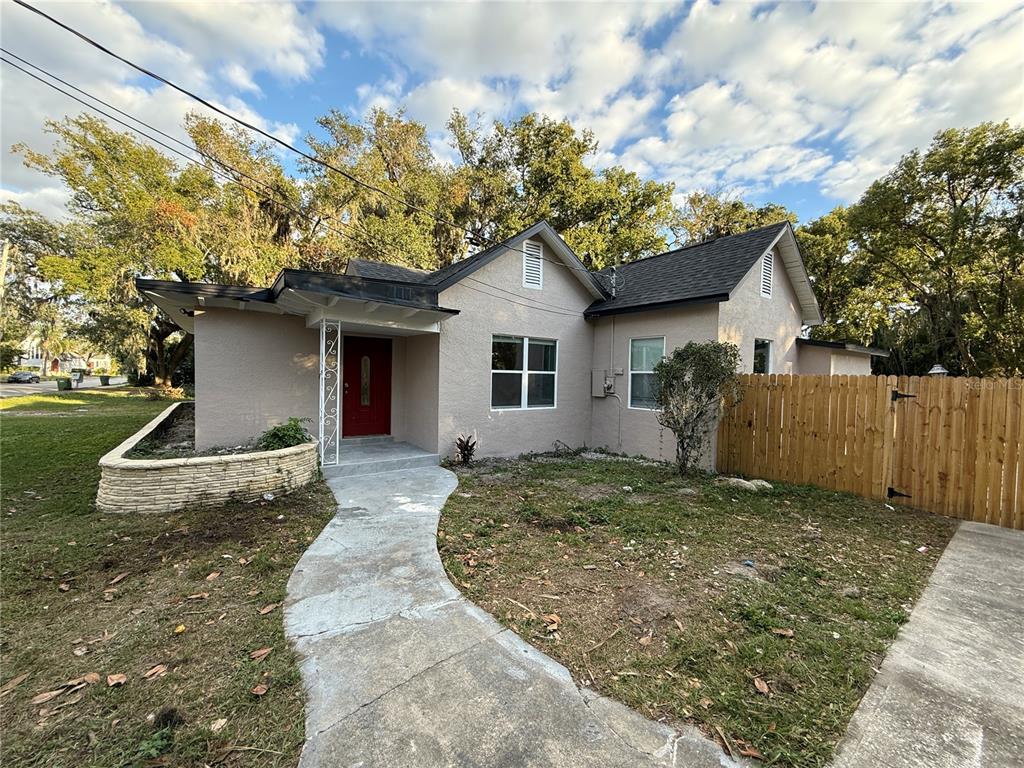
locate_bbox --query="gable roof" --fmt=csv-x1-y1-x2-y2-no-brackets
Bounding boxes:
584,222,823,324
343,221,609,300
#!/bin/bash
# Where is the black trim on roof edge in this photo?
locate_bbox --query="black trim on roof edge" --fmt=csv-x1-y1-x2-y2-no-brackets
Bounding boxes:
584,293,729,318
796,337,889,357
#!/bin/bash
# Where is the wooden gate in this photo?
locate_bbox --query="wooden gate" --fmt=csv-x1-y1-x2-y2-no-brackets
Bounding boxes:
716,374,1024,530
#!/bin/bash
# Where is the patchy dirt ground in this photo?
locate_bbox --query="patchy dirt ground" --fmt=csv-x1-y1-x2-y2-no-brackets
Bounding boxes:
438,453,957,767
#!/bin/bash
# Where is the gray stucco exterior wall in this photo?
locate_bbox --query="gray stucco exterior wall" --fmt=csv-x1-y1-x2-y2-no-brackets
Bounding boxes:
797,344,873,375
194,308,319,450
436,237,596,459
589,303,721,466
718,246,804,374
396,333,440,454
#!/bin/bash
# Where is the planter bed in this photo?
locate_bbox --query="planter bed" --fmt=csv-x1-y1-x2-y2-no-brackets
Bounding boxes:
97,401,319,514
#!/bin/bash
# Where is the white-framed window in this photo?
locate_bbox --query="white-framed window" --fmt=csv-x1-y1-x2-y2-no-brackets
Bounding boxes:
522,240,543,289
760,251,773,297
629,337,665,410
753,338,772,374
491,335,557,409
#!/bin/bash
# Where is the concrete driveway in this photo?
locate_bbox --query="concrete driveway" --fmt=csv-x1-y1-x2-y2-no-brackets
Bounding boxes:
0,376,127,398
284,465,742,768
833,522,1024,768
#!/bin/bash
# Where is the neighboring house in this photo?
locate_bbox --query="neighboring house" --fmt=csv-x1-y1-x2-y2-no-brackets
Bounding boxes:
136,220,886,465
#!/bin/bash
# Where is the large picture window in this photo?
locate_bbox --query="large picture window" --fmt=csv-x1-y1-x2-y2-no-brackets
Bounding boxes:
491,335,557,409
629,337,665,409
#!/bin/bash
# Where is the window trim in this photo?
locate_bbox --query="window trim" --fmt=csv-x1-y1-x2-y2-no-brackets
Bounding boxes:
753,337,773,374
760,250,773,298
627,336,666,411
522,240,544,290
489,334,558,411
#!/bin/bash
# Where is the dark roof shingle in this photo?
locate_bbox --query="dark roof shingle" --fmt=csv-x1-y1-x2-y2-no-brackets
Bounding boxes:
346,258,428,283
585,223,788,317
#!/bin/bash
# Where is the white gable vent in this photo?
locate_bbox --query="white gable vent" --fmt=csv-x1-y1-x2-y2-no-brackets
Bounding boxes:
522,241,543,289
760,251,773,297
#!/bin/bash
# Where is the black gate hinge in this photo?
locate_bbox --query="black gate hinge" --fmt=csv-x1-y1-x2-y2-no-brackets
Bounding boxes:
887,487,912,499
891,389,917,402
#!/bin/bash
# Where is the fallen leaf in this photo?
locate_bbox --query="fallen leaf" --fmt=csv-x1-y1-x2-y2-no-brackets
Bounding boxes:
237,557,249,566
58,583,71,592
739,744,766,760
250,683,268,696
674,619,685,632
205,571,221,581
31,688,66,705
72,646,88,657
753,677,770,695
249,647,272,662
108,572,129,586
638,635,653,647
0,673,29,698
82,672,101,685
771,628,795,638
699,697,713,710
210,717,227,733
174,625,186,635
542,613,561,632
186,592,209,600
143,664,168,680
107,674,127,687
258,603,279,615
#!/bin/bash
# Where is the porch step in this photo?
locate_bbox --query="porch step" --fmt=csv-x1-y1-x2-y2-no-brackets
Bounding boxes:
325,440,439,478
339,435,394,446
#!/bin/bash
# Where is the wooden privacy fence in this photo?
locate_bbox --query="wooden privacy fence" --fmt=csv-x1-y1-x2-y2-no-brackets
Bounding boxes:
717,374,1024,530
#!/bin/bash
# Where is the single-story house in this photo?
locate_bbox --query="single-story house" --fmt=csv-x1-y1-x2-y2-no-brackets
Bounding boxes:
137,220,886,465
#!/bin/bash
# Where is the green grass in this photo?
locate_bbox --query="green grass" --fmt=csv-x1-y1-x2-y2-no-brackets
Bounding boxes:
438,454,957,767
0,390,336,767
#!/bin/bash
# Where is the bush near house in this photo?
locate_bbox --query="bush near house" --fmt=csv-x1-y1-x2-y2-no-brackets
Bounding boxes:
0,389,335,767
438,454,956,766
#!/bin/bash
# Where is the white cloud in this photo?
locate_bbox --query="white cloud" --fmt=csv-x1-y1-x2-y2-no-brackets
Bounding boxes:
1,0,304,212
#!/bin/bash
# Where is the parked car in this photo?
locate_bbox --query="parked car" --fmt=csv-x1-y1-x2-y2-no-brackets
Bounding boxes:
7,371,41,383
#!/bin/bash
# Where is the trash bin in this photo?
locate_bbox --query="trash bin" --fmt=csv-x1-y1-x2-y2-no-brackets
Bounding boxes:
56,378,72,391
99,375,110,386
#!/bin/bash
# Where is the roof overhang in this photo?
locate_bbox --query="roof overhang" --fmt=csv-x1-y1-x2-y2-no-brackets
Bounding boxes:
137,271,459,336
796,337,890,358
769,225,824,326
584,292,729,319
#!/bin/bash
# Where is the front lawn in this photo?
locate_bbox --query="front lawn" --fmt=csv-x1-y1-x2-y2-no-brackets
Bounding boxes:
0,390,335,767
437,453,956,767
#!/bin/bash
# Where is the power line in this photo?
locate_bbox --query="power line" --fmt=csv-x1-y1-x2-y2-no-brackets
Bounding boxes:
1,53,588,319
9,0,606,282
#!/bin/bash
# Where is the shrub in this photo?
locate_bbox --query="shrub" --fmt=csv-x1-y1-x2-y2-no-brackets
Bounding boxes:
258,418,312,451
455,433,477,465
654,341,743,474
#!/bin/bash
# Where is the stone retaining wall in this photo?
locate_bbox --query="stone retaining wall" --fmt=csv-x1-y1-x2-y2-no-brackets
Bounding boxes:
97,402,319,514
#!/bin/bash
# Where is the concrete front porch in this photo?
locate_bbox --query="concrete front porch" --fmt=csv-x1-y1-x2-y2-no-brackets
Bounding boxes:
323,436,439,479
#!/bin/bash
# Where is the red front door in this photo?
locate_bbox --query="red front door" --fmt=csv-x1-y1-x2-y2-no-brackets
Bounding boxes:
342,336,392,437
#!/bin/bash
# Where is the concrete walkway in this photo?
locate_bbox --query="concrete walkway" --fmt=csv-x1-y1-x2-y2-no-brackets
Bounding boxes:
833,522,1024,768
285,465,741,768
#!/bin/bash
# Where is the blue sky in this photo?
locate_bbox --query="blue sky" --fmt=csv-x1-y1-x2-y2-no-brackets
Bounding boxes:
2,1,1022,224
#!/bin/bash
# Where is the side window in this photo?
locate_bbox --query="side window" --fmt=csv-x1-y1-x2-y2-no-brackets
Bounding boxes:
753,339,772,374
629,337,665,409
491,335,557,409
522,241,543,289
760,251,773,298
